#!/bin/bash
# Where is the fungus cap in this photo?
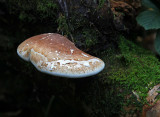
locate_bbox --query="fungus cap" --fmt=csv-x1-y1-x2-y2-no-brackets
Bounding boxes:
17,33,105,78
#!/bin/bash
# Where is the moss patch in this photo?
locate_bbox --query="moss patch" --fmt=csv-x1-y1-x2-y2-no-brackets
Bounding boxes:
99,36,160,115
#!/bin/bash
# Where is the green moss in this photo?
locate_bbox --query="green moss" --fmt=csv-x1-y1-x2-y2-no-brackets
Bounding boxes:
108,36,160,105
92,36,160,116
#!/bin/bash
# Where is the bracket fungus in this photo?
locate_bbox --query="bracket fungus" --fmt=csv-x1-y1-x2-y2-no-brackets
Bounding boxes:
17,33,105,78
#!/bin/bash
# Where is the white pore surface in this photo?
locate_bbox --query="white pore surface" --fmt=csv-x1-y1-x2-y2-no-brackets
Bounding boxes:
17,48,105,78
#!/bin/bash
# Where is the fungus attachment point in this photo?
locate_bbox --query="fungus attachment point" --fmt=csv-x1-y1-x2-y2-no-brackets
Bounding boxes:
17,33,105,78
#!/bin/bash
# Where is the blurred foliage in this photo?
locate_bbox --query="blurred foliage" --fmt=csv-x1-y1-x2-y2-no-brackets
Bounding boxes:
136,0,160,58
136,0,160,30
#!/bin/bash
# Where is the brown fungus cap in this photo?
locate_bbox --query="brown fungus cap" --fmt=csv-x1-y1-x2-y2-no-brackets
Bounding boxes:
17,33,105,78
